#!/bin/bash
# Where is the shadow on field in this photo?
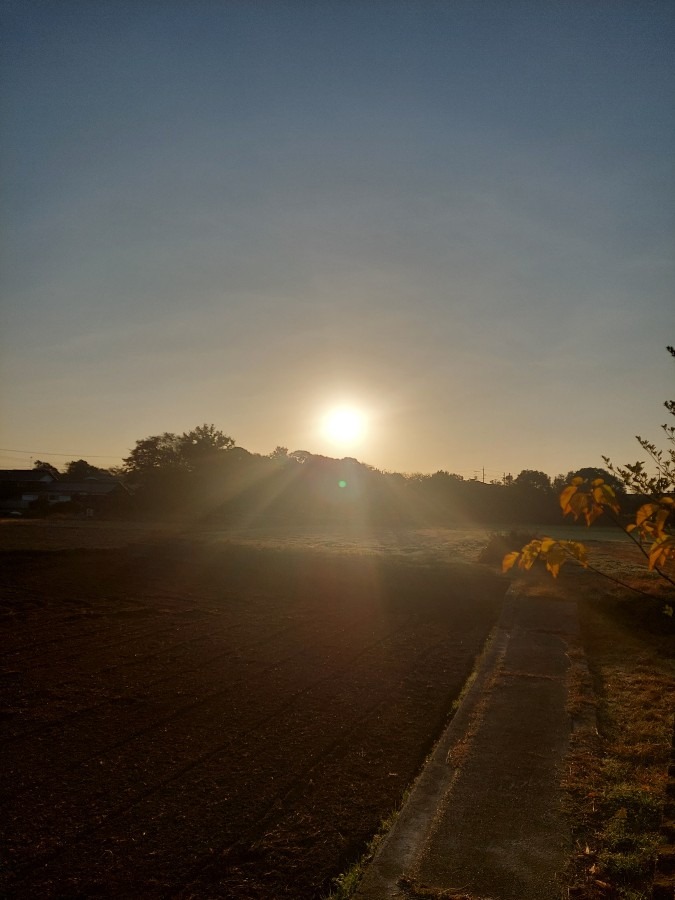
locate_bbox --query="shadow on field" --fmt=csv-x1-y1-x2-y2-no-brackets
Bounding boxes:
1,539,507,899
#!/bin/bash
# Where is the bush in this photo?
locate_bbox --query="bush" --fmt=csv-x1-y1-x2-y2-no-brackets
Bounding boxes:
478,531,537,566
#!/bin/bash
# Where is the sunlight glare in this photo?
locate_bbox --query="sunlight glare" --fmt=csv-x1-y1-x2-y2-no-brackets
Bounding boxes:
322,407,367,446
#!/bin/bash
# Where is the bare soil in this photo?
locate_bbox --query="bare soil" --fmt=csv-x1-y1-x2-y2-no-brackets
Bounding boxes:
0,522,506,898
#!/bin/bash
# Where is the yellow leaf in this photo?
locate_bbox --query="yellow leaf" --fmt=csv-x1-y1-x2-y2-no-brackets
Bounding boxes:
648,548,661,570
571,476,585,486
502,551,520,573
591,478,605,487
559,485,578,514
636,503,659,527
544,543,568,579
586,506,603,526
654,508,669,539
592,483,619,513
565,541,589,566
520,541,541,571
647,536,675,570
569,492,589,519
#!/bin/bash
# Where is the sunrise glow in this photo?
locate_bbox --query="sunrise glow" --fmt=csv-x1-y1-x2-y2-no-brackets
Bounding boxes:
321,407,367,447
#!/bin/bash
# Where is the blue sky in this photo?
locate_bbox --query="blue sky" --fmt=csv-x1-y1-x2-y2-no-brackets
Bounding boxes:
1,1,673,479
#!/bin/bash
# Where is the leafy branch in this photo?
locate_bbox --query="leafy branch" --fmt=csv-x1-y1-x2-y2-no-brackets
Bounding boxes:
504,346,675,613
503,477,675,614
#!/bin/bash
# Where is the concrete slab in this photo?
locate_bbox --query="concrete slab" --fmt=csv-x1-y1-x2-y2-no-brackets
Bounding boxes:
355,587,580,900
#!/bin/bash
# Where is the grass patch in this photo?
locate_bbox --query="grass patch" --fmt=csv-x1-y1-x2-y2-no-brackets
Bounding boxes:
322,798,408,900
548,555,675,899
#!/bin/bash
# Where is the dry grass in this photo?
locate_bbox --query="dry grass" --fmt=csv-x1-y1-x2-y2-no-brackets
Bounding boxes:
0,517,493,562
5,520,672,897
445,645,504,770
397,877,479,899
544,550,675,900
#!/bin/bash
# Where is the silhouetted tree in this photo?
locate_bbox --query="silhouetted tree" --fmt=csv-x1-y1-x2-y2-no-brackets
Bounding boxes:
123,425,235,479
513,470,552,493
123,433,185,480
121,425,239,515
33,460,59,478
64,459,112,480
178,424,235,469
553,467,625,496
289,450,312,464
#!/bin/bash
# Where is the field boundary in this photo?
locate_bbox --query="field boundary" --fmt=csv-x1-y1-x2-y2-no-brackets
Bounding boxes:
353,587,518,899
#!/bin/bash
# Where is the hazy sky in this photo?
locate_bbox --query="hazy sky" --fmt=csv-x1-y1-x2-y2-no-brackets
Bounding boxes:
2,1,673,480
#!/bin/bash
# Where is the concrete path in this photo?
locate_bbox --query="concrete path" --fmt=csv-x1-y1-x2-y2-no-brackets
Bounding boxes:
354,587,582,900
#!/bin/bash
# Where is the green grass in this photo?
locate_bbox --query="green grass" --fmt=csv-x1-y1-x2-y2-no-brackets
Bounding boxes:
322,800,407,900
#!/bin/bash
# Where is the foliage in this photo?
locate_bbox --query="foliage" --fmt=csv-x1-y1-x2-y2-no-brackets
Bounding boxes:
553,466,625,496
268,445,290,460
503,348,675,610
603,439,675,498
503,535,588,579
513,469,552,493
123,431,185,478
178,423,235,467
33,459,59,478
123,424,235,480
563,577,675,898
64,459,112,480
559,477,621,526
602,345,675,497
503,477,675,599
478,531,537,566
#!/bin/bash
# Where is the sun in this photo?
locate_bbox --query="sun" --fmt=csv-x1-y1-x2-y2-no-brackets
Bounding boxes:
321,406,367,446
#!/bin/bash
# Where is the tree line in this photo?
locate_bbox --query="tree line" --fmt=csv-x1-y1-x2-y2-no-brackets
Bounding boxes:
30,424,634,527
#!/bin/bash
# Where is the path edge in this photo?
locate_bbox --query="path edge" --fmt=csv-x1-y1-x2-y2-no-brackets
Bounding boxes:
353,584,519,900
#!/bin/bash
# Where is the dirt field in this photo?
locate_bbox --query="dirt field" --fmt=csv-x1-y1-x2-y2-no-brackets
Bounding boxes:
0,521,506,898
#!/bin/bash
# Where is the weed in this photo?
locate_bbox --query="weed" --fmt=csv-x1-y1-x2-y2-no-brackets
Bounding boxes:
322,794,409,900
328,866,363,900
557,561,675,898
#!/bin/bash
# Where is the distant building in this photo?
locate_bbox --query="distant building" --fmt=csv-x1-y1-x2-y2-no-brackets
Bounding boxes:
0,469,128,514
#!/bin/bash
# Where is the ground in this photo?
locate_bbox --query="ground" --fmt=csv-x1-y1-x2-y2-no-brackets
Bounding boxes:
0,521,506,899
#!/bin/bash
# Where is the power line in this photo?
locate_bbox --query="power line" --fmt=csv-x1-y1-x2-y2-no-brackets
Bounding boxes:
0,447,123,460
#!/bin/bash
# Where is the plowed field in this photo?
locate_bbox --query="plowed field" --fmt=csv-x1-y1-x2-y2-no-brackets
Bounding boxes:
0,534,505,898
